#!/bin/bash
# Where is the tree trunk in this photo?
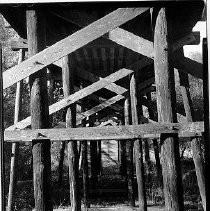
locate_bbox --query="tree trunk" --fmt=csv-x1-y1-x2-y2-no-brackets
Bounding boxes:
130,73,147,211
62,55,81,211
154,8,184,211
27,10,53,211
124,98,135,207
178,66,206,211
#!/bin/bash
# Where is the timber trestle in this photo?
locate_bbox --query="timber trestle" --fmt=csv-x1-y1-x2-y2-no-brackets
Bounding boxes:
0,1,207,211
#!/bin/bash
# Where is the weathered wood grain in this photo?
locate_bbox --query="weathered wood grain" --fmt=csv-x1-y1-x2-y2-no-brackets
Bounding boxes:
3,8,149,89
130,73,147,211
62,55,81,211
7,68,133,130
4,122,204,142
27,10,52,211
124,97,135,207
154,8,184,210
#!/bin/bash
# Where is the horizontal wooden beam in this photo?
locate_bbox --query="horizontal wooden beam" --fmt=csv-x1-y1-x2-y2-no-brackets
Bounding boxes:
4,121,203,142
6,68,133,130
3,8,149,89
173,54,203,79
10,38,28,51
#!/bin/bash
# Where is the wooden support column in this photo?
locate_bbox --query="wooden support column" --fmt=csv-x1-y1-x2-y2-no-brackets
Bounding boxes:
62,55,81,211
130,73,147,211
146,93,163,188
97,140,102,176
26,10,52,211
81,84,90,210
119,112,127,176
203,36,209,210
89,114,98,189
58,141,65,188
144,139,152,187
0,44,5,211
154,8,184,211
124,97,135,207
178,65,206,210
8,49,25,211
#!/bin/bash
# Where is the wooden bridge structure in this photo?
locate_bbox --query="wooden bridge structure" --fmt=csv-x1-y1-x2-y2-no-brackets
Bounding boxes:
0,1,208,211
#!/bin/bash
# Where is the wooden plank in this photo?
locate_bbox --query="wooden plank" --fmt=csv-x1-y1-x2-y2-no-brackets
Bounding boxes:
27,10,52,211
7,49,25,211
77,95,125,122
4,121,204,142
10,38,28,51
108,29,202,79
173,54,203,79
3,8,149,89
57,58,150,94
88,94,123,111
6,68,132,131
109,28,153,58
154,8,184,211
172,32,196,51
0,41,5,211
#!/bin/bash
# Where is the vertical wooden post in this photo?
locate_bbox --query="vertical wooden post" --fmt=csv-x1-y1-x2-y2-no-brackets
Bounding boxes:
178,63,206,210
62,55,81,211
97,140,102,176
58,142,65,187
26,9,52,211
119,116,127,176
144,140,151,176
119,140,127,176
154,8,184,211
90,118,98,189
146,93,163,188
0,43,5,211
130,73,147,211
203,36,209,210
8,49,25,211
124,97,135,207
81,84,90,210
